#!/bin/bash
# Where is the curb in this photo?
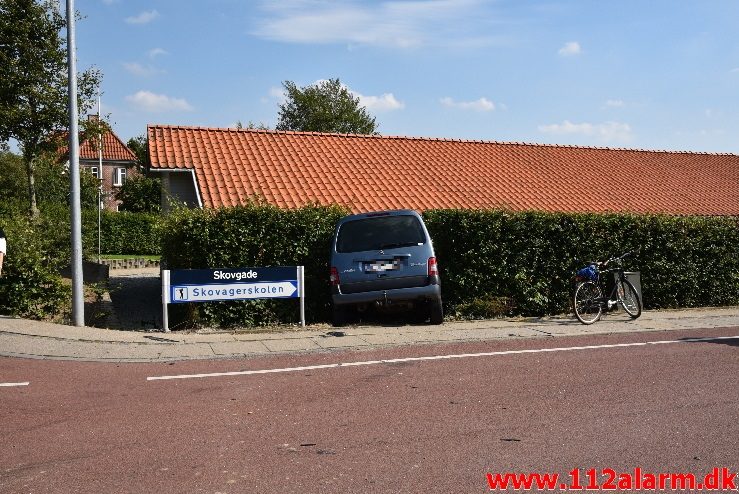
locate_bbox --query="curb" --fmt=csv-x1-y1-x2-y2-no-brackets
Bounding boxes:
1,307,738,363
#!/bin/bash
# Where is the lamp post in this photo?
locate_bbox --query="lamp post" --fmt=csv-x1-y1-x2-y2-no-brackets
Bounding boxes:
66,0,84,327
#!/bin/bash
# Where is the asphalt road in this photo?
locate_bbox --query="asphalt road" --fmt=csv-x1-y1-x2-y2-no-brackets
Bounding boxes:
1,327,738,493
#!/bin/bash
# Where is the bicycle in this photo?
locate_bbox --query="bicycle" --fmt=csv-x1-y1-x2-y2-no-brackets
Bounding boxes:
573,252,642,324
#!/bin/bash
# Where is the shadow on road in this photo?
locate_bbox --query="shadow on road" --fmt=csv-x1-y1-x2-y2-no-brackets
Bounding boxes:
680,335,739,348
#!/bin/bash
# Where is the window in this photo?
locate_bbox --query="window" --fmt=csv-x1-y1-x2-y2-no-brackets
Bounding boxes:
113,167,127,186
90,166,100,179
336,215,426,253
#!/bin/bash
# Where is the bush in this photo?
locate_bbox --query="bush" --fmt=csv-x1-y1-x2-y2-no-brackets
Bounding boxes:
0,213,71,319
160,203,347,326
115,175,161,213
0,202,160,319
100,210,161,255
424,209,739,317
3,201,733,325
160,205,739,327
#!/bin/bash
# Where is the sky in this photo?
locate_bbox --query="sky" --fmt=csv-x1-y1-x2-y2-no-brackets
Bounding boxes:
72,0,739,153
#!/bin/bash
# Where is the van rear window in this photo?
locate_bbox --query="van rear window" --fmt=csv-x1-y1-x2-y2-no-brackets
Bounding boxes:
336,215,426,253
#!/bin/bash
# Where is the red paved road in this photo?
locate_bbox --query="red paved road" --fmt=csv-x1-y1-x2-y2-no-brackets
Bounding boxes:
1,327,738,493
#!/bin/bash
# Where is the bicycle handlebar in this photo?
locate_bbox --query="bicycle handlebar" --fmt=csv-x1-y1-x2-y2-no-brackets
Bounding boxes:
608,252,632,264
586,252,633,269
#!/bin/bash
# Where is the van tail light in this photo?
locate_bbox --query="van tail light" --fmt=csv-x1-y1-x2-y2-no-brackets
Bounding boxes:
330,267,340,286
428,257,438,276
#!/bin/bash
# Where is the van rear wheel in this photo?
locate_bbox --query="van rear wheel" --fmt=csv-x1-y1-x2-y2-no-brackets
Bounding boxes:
429,297,443,325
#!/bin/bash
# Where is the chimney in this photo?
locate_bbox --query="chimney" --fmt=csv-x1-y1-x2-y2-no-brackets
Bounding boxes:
88,114,99,122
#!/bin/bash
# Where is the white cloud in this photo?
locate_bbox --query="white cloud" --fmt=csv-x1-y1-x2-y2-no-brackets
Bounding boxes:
440,96,495,112
262,86,293,105
122,62,164,77
266,86,287,104
538,120,632,142
730,67,739,73
558,41,581,56
252,0,501,49
125,91,193,112
698,129,726,136
102,0,119,5
354,92,404,111
125,10,160,25
337,80,404,112
605,99,624,108
269,86,286,98
148,48,168,59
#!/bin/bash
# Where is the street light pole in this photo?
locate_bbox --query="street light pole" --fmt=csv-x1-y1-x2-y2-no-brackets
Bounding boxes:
66,0,84,327
98,95,103,263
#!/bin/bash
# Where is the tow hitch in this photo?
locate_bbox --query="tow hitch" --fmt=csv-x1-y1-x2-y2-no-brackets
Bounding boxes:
376,291,390,307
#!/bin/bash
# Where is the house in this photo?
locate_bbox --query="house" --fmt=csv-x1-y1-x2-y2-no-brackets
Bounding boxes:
147,124,739,216
73,115,139,210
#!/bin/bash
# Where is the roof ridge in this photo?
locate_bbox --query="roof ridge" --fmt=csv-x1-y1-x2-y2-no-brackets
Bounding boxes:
145,124,739,157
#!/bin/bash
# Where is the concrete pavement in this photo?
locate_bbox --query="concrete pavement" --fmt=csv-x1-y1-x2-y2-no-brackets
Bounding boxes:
1,307,738,362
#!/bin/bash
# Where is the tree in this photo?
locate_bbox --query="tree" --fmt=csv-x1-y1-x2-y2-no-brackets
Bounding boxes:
276,78,378,135
0,151,26,204
0,0,101,217
126,135,150,168
0,149,98,210
119,135,160,212
115,175,161,213
236,120,271,131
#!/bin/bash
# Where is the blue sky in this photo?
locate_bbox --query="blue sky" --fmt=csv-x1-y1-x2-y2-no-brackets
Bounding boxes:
75,0,739,153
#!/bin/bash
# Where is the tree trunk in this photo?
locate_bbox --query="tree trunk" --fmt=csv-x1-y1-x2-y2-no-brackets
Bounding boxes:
24,153,39,219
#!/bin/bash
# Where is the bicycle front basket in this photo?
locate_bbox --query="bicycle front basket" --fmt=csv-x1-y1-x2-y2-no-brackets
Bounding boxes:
576,264,598,282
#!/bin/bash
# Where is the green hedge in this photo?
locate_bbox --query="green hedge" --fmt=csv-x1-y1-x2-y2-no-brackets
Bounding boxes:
424,210,739,317
160,204,347,326
160,206,739,327
0,203,162,319
0,204,72,319
100,210,161,256
5,200,735,325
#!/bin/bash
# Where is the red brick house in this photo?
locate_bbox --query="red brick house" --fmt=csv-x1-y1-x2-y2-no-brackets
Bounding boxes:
147,124,739,216
66,116,140,210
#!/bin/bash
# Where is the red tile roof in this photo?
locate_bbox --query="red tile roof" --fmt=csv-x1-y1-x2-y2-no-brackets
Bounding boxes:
147,125,739,216
79,129,137,162
58,128,137,162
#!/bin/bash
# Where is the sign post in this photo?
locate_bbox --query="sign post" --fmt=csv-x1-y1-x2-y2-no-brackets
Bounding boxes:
161,266,305,332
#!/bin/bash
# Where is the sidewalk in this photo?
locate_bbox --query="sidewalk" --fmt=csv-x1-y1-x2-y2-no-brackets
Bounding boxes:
1,307,738,362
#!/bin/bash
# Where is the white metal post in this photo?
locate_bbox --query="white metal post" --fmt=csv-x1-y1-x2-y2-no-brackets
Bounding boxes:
161,269,170,332
298,265,305,327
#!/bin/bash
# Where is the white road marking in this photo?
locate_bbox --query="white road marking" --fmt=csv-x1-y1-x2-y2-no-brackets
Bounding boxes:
147,335,739,382
0,382,29,387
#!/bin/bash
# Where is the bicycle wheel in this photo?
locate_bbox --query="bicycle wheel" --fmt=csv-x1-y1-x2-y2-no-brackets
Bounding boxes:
617,279,642,319
574,281,603,324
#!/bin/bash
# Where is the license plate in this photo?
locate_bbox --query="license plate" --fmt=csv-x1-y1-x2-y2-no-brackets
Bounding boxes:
365,259,400,272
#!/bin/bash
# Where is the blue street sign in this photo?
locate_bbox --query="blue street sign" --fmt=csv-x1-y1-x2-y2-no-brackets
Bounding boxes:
170,280,298,303
169,267,298,286
167,267,300,304
161,266,306,331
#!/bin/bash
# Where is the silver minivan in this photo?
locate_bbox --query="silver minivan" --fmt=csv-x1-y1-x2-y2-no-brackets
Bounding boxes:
329,210,443,326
